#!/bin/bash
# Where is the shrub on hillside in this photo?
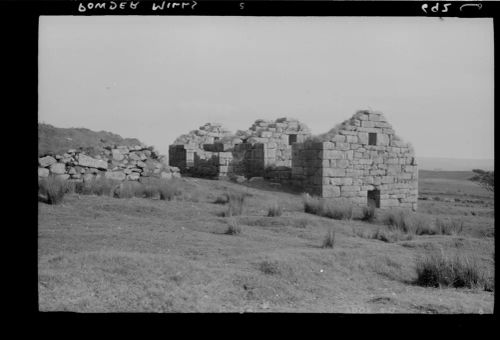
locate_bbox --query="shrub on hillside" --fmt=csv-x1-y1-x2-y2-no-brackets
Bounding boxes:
415,251,489,289
470,169,494,192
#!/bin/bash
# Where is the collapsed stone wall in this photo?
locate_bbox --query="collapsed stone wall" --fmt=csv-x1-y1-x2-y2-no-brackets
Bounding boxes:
168,111,417,210
38,145,180,183
237,118,311,168
169,123,239,173
292,110,418,210
169,118,311,180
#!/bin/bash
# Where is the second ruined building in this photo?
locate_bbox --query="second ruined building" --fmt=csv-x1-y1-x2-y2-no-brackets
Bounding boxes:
169,110,418,211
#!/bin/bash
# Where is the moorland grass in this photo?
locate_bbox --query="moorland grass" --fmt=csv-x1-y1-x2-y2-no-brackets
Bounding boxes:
158,179,182,201
303,195,354,220
39,176,67,205
224,218,242,235
415,251,489,289
220,191,249,217
322,227,336,248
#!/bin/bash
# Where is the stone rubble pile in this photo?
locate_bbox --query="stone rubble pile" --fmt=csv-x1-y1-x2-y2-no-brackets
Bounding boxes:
172,122,234,150
38,145,181,182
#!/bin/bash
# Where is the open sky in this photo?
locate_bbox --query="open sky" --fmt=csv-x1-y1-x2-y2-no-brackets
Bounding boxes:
39,16,494,160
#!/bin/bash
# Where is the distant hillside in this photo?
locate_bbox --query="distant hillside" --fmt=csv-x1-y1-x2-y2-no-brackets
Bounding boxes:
417,157,494,172
38,123,143,157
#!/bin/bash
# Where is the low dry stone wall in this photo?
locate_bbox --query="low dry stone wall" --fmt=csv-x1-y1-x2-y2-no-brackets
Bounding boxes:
38,145,180,182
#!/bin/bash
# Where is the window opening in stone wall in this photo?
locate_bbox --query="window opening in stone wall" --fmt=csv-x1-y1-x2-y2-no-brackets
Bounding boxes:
367,189,380,208
288,134,297,145
368,133,377,146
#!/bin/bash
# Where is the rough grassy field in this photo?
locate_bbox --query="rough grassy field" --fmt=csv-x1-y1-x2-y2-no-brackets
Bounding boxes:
38,171,494,313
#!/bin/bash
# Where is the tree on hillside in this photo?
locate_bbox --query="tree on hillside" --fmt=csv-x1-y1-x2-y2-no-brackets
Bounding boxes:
470,169,494,192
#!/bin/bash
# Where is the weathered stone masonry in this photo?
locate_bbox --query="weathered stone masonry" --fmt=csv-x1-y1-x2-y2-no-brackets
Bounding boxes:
38,145,181,183
169,110,418,211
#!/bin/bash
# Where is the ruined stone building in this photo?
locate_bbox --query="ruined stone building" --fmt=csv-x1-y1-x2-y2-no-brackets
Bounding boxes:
169,110,418,210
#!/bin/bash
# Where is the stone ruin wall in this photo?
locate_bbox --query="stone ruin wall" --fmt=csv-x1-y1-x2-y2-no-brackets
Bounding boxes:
241,118,311,181
292,110,418,210
38,145,181,183
169,123,236,173
169,118,311,180
169,110,418,211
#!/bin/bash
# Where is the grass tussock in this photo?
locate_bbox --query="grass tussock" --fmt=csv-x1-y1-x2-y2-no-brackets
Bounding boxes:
372,229,413,243
322,227,336,248
352,227,413,243
220,191,249,217
39,176,67,205
381,210,436,235
141,186,157,199
259,260,281,275
267,202,283,217
361,205,377,222
239,216,314,229
158,179,182,201
72,177,121,197
381,209,467,236
415,251,491,290
435,218,464,235
213,195,229,204
113,181,142,199
224,218,242,235
303,195,354,220
91,177,119,196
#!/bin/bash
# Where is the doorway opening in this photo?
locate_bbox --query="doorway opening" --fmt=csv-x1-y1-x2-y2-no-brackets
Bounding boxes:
367,189,380,208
